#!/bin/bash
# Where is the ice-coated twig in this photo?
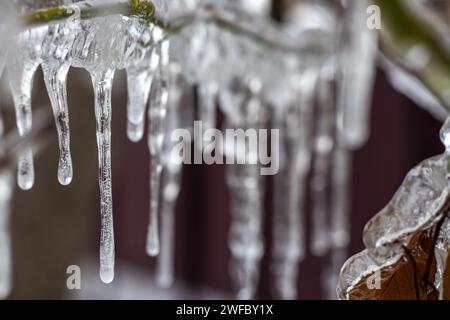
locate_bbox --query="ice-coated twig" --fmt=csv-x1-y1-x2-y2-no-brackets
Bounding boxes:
91,68,116,284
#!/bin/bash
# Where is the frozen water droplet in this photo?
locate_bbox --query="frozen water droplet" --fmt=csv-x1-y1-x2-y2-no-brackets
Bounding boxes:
17,150,35,191
100,267,114,284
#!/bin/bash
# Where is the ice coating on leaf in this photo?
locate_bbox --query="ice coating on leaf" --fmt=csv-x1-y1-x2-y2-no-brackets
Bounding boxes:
338,153,450,299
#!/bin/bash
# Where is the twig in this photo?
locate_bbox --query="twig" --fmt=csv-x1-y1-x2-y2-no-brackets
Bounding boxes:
375,0,450,112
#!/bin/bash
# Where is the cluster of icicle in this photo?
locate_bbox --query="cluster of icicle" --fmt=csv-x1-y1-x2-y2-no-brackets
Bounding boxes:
0,0,378,299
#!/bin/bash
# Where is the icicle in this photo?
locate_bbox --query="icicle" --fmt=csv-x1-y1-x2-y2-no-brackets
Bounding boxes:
224,81,265,300
0,170,13,299
271,70,317,299
126,64,154,142
337,0,377,149
156,175,178,286
8,54,40,191
91,68,116,284
325,146,352,299
196,82,218,147
42,63,73,185
146,38,170,257
156,66,185,287
310,69,334,257
330,147,352,250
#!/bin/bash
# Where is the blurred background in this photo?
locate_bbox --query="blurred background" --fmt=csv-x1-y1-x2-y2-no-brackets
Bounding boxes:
1,0,447,299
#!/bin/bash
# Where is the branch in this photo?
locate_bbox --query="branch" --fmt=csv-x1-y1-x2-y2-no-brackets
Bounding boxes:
23,0,156,25
374,0,450,113
19,0,321,57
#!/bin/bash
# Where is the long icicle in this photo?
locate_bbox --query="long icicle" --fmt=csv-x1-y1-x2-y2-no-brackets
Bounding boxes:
42,63,73,185
146,38,170,257
272,70,317,299
225,83,265,299
156,66,185,287
91,68,116,284
310,68,334,257
325,145,352,299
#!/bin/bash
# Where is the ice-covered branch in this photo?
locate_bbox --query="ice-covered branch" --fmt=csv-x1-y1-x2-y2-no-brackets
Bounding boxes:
375,0,450,113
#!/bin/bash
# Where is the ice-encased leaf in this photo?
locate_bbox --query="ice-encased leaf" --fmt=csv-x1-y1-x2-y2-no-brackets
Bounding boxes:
338,154,450,299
